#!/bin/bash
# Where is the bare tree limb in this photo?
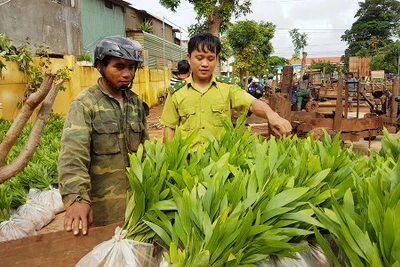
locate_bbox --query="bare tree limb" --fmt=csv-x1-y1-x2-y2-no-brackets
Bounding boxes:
0,73,56,166
0,79,63,183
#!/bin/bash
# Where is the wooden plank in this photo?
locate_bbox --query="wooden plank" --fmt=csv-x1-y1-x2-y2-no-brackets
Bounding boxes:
294,117,381,132
2,222,123,267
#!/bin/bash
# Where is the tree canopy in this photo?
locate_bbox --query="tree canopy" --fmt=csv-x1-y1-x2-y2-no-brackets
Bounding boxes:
341,0,400,64
370,41,400,73
226,20,275,79
159,0,251,37
309,60,341,74
289,28,308,59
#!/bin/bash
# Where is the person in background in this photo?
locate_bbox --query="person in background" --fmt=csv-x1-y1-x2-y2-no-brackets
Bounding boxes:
58,36,149,235
169,59,191,86
248,78,265,99
346,72,357,111
247,77,253,90
260,75,267,86
291,79,298,111
160,32,292,149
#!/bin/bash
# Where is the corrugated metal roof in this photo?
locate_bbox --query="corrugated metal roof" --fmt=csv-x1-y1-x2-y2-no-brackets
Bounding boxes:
143,31,186,62
109,0,131,7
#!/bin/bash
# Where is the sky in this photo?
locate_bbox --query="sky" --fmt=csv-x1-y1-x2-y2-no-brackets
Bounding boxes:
128,0,363,59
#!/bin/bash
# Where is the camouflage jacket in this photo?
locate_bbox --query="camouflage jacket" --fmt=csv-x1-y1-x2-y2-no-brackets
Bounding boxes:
58,79,149,226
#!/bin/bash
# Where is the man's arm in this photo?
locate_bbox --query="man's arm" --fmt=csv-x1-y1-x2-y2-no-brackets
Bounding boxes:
58,99,93,236
163,127,176,143
249,99,292,137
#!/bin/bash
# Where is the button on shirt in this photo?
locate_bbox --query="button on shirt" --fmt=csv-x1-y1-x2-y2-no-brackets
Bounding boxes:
160,75,255,149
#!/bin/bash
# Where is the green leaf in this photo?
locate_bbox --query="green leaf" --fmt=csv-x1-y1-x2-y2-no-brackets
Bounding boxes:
143,220,172,245
313,226,341,267
265,187,309,211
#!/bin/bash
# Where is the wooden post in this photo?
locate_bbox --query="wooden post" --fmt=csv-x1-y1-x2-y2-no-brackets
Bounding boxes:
344,79,349,118
334,71,344,132
268,66,292,121
391,77,399,123
281,65,293,95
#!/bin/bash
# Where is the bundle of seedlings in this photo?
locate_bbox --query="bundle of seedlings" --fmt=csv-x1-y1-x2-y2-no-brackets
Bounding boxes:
18,161,64,214
4,179,54,231
77,130,197,267
312,130,400,267
0,184,36,241
119,116,362,266
1,116,64,222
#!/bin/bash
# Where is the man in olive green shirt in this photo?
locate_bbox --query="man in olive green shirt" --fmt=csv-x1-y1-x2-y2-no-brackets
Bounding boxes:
161,33,292,147
58,36,148,235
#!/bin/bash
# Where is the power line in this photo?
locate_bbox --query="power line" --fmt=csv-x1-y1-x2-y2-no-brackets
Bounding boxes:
0,0,12,7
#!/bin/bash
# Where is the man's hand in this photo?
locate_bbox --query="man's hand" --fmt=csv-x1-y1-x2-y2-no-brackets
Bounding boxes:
249,99,293,137
64,202,93,236
267,111,292,137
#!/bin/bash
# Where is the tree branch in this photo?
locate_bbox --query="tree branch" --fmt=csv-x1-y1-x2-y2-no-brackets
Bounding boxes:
0,79,63,183
0,73,56,166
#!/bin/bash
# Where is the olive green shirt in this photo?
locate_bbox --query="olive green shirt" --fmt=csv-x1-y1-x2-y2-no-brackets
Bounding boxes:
58,79,149,226
160,75,255,148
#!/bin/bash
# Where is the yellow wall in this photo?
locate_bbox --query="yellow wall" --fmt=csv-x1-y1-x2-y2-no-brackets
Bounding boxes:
0,56,171,120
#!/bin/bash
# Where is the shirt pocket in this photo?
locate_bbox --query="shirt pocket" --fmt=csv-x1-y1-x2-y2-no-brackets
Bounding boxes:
92,121,120,155
178,107,196,131
211,104,230,126
127,121,145,152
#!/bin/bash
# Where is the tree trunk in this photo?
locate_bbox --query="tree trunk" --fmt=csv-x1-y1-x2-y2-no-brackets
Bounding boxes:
281,66,294,95
208,12,223,76
300,51,308,77
244,70,249,91
0,73,56,166
0,78,64,183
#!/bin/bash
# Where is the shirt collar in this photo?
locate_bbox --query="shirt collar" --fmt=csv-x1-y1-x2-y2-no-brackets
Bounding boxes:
97,78,137,100
186,74,219,91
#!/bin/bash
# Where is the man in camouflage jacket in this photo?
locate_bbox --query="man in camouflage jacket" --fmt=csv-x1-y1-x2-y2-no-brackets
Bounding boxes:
58,36,149,235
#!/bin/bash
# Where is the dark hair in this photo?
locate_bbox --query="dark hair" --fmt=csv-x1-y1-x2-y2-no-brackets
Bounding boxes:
177,60,190,74
302,73,309,81
188,33,221,56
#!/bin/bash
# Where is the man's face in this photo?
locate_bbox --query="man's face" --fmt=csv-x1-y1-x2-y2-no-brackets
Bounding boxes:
103,57,137,90
187,47,217,82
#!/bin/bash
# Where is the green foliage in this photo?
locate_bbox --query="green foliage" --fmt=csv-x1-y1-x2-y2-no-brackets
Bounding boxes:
341,0,400,65
226,20,275,76
77,52,92,62
0,185,12,222
0,115,64,191
218,35,232,61
309,60,340,74
289,28,308,55
160,0,252,36
0,34,71,108
313,130,400,267
123,114,400,266
355,47,371,58
0,33,17,77
137,20,154,33
266,56,289,73
370,41,400,73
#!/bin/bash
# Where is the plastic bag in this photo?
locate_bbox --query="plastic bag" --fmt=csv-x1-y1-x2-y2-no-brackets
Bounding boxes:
257,244,330,267
16,199,55,230
28,187,65,214
76,226,159,267
0,214,37,241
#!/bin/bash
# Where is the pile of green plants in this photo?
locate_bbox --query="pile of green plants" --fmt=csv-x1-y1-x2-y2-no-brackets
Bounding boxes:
122,115,400,266
0,115,64,225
